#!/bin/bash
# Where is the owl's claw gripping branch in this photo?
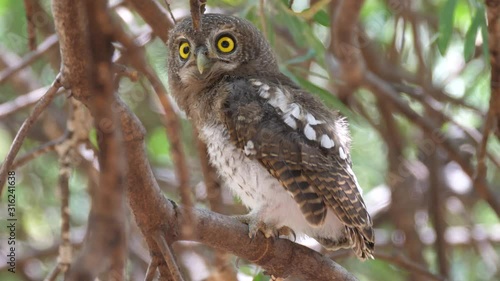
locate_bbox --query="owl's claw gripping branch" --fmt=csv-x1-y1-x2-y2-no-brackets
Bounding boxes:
233,214,296,241
233,214,274,238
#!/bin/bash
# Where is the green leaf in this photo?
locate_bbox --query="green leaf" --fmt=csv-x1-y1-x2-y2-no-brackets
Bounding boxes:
437,0,458,55
283,48,316,65
275,1,326,67
147,127,171,164
463,9,482,61
293,75,354,119
479,8,490,65
89,128,98,149
313,9,330,27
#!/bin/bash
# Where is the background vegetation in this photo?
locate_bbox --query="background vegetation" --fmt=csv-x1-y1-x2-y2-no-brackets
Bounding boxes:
0,0,498,280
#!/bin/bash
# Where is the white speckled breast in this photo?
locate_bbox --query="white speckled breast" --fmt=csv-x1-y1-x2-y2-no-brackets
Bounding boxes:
200,124,282,209
199,124,346,241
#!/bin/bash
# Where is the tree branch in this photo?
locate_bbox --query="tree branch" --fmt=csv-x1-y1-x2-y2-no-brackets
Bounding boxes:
486,0,500,138
0,76,61,194
328,0,365,85
190,0,207,31
171,205,359,281
0,34,58,85
362,70,500,217
127,0,173,43
52,0,127,279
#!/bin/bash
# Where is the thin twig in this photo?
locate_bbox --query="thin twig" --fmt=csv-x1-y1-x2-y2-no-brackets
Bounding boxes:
0,240,83,272
163,0,176,24
56,153,72,272
427,151,449,277
23,0,37,51
296,0,332,20
43,264,62,281
190,0,206,31
52,99,91,278
0,34,58,85
474,102,494,194
0,86,56,119
144,259,158,281
11,136,66,169
326,246,447,281
0,45,39,93
42,138,74,281
153,232,185,281
0,86,63,119
114,63,139,82
374,252,448,281
259,0,268,39
0,75,62,194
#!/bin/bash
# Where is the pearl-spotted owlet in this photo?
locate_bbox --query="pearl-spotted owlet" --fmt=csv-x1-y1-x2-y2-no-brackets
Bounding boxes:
167,14,374,260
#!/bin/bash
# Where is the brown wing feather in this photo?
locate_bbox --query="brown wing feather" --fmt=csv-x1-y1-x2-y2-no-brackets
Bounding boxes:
257,131,327,225
222,79,373,253
301,149,375,251
222,80,328,226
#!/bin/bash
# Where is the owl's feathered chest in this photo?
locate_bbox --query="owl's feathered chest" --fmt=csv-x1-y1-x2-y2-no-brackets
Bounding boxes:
199,123,349,242
200,123,284,209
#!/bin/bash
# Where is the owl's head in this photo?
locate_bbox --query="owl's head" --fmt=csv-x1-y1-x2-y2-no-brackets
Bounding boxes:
167,14,278,91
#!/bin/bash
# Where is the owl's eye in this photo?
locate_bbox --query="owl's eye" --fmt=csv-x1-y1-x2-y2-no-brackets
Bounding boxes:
216,35,235,53
179,42,190,59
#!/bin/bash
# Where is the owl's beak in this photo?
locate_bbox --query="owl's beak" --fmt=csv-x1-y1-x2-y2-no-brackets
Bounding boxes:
196,51,210,75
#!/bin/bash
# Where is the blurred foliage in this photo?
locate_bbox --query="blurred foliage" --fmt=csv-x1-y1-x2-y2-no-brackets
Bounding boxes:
0,0,499,280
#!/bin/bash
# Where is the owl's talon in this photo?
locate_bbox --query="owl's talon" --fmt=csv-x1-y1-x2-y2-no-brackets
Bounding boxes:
234,257,241,269
233,214,290,239
277,226,296,241
263,271,284,281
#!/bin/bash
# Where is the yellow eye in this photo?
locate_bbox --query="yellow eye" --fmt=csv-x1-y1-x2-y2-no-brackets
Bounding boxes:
217,36,235,53
179,42,190,59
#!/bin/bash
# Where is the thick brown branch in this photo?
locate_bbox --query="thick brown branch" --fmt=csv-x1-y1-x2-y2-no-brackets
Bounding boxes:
107,16,194,239
127,0,174,43
52,0,127,279
51,0,91,100
170,206,359,281
328,0,365,85
486,0,500,138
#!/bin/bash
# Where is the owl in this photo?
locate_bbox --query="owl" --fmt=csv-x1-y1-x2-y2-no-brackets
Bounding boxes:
167,14,374,260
